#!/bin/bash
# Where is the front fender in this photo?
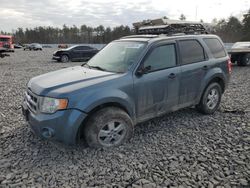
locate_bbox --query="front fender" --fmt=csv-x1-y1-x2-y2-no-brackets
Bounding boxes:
74,89,135,120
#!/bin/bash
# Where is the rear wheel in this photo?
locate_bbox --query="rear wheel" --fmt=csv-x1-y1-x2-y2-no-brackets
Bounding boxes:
196,82,222,114
84,107,133,148
239,53,250,66
61,55,69,63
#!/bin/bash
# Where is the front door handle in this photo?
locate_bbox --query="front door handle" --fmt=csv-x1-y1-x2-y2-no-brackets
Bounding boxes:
168,73,176,79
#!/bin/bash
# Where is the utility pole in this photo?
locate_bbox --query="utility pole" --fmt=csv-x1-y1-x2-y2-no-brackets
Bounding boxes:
195,5,198,21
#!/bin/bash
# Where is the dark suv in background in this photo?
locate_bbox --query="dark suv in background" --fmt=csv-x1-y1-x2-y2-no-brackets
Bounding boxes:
53,45,99,63
22,34,231,148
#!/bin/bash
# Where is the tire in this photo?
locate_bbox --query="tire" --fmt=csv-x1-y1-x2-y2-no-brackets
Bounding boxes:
196,82,222,114
237,61,243,66
239,53,250,66
61,55,69,63
84,107,133,148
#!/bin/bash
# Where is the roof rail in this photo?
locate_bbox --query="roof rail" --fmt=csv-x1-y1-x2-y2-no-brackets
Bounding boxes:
121,35,158,39
133,18,208,35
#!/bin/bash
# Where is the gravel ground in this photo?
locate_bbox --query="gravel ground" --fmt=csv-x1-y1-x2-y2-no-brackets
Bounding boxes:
0,49,250,188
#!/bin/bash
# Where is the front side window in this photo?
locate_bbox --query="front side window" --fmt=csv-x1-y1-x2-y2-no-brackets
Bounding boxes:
179,40,205,64
74,46,86,50
143,44,176,71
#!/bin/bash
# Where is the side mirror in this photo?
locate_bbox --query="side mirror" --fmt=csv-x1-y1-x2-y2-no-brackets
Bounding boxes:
136,65,151,76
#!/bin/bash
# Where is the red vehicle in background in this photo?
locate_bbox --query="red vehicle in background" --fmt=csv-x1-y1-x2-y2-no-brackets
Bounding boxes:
0,35,14,52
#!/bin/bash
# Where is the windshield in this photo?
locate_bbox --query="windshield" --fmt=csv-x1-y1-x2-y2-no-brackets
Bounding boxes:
0,38,10,42
87,41,146,73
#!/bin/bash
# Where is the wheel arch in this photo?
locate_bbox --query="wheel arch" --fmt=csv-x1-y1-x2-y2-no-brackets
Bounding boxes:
76,102,133,142
207,76,225,93
197,74,226,105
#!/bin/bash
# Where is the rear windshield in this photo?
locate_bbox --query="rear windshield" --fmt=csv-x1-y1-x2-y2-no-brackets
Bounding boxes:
203,38,227,58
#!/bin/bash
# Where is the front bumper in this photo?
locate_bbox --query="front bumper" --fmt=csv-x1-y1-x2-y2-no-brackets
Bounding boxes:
52,55,61,60
22,101,87,145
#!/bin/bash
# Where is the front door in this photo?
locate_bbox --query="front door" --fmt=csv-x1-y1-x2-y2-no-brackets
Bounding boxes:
133,42,180,122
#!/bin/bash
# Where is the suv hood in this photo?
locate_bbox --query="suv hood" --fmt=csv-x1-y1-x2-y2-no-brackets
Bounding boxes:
28,66,119,96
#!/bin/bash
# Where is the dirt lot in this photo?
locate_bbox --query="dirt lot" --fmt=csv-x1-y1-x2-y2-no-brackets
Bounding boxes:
0,49,250,187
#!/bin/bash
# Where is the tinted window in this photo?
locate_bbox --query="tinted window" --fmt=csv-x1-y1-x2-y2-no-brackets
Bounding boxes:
143,44,176,71
74,46,92,50
179,40,205,64
203,38,226,58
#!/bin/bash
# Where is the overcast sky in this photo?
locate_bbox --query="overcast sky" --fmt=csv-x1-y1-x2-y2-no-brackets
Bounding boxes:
0,0,250,32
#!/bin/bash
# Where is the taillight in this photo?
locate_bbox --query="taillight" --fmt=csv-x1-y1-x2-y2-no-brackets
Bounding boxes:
227,59,232,74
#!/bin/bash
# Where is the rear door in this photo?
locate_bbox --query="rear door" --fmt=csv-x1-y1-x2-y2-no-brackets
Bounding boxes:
71,46,83,61
73,46,96,61
82,46,97,60
177,39,208,107
133,41,181,122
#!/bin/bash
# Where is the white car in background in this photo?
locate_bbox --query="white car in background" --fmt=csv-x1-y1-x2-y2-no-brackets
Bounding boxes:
228,42,250,66
24,43,43,51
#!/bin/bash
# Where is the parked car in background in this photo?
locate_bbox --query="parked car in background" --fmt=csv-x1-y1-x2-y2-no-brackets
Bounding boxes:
23,34,231,148
24,43,43,51
0,35,14,52
14,44,23,49
52,45,99,62
58,44,68,48
228,42,250,66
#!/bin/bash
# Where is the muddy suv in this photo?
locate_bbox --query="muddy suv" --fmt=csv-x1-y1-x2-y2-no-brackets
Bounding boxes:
22,34,231,148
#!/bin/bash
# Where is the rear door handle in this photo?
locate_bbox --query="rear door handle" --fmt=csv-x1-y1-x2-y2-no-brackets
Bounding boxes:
202,65,208,70
168,73,176,79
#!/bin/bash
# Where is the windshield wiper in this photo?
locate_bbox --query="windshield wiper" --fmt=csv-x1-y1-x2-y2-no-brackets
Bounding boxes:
81,63,91,68
89,65,107,71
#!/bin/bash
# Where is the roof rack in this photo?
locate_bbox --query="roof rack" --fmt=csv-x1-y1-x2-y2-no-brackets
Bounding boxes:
133,18,208,35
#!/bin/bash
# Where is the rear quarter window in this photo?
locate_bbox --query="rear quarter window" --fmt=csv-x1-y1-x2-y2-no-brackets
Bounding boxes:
203,38,227,58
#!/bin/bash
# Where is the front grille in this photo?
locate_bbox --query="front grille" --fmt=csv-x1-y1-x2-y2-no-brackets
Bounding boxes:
3,43,10,48
25,90,38,113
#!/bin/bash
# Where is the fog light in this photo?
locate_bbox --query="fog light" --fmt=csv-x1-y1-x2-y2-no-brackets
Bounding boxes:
41,127,55,139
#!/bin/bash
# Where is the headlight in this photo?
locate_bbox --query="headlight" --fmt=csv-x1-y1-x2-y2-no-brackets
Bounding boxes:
39,97,68,114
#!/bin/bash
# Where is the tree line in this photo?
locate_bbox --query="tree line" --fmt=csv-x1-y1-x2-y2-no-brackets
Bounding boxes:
211,10,250,42
1,25,133,44
1,10,250,44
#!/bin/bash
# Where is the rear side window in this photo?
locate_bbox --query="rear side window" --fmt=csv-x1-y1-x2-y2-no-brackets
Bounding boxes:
203,38,227,58
74,46,91,50
179,40,205,64
143,44,176,71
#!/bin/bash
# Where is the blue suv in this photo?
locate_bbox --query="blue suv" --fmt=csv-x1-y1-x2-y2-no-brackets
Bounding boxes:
22,34,231,148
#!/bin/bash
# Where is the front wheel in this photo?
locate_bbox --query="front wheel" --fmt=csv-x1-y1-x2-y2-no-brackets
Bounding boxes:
60,55,69,63
196,82,222,114
84,107,133,148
